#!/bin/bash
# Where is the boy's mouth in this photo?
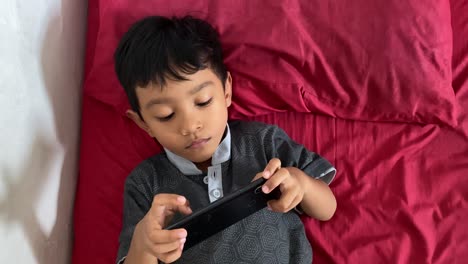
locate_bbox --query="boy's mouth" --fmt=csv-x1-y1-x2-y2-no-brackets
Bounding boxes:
186,138,211,149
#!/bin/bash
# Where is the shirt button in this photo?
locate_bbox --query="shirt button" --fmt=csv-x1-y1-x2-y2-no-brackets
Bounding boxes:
213,189,221,198
203,176,209,184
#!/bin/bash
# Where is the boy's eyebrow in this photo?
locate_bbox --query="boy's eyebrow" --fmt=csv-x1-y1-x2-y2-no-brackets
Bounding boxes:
144,81,214,109
145,97,170,109
188,81,213,95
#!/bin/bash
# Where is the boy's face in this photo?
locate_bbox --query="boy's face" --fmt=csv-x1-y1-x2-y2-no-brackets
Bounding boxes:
127,69,232,164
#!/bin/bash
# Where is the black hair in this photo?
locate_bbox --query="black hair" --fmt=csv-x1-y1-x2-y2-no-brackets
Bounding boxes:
114,16,227,115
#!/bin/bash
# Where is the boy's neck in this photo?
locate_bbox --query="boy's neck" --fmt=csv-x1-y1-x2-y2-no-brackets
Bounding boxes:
194,158,212,172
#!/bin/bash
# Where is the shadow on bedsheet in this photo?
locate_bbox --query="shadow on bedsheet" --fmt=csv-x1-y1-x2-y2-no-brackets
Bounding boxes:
0,0,85,263
0,132,64,262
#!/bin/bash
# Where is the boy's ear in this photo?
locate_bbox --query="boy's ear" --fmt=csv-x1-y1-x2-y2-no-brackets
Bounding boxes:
126,110,153,137
225,72,233,107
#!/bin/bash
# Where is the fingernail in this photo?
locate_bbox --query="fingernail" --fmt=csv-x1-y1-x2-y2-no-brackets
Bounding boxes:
262,185,269,193
180,238,186,244
177,196,186,203
267,205,272,210
180,243,184,250
263,171,271,178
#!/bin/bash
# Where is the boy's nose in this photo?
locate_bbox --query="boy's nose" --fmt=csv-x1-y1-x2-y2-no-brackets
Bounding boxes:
180,118,202,136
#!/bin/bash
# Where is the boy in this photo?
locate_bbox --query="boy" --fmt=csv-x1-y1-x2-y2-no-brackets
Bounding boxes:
114,16,337,264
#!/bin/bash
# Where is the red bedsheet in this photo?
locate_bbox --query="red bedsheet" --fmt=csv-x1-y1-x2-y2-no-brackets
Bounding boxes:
73,1,468,263
246,109,468,263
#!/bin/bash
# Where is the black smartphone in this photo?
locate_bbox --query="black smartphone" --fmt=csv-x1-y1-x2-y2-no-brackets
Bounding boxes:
165,177,281,251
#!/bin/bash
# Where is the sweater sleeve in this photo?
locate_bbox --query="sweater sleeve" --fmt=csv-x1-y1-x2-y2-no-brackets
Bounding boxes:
116,163,154,264
263,125,336,184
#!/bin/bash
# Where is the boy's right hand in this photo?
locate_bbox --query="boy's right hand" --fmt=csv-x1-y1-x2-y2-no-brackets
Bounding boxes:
130,194,192,263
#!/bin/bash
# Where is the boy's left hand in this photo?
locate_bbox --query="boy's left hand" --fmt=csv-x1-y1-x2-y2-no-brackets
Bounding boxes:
253,158,305,213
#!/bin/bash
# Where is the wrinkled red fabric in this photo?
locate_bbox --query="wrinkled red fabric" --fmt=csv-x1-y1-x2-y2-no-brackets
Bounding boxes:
73,1,468,263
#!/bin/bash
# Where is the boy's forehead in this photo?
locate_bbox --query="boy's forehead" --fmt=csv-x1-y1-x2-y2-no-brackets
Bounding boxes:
139,68,221,91
135,69,222,105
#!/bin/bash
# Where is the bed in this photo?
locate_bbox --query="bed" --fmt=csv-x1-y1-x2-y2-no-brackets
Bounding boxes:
72,0,468,263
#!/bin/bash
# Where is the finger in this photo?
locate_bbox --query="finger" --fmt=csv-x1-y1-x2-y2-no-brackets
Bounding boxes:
268,197,290,212
152,204,167,227
151,194,192,219
289,195,304,212
169,197,192,216
152,194,189,210
279,187,298,211
181,199,192,215
176,200,193,216
159,247,184,264
267,188,296,212
251,172,264,182
279,191,303,212
149,228,187,244
262,158,282,179
151,203,191,228
152,238,185,255
262,168,289,194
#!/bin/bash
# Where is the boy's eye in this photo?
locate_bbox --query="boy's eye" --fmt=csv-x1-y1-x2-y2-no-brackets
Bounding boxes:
157,113,174,122
197,98,212,107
